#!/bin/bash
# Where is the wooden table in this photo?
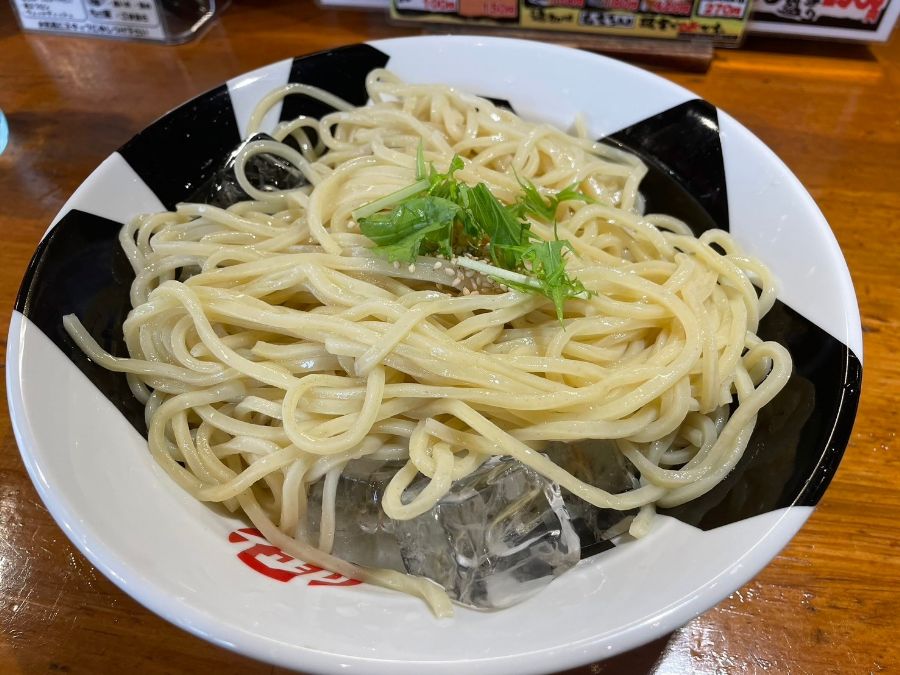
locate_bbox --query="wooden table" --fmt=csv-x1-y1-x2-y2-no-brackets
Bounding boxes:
1,2,898,673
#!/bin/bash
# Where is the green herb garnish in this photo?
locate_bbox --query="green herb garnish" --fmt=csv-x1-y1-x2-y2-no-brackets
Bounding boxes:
353,149,593,321
358,196,460,262
516,178,594,224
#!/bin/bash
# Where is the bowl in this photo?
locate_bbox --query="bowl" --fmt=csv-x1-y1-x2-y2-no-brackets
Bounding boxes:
6,35,862,674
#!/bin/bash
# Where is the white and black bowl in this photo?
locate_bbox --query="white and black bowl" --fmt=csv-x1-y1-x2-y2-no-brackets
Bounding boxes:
7,36,862,674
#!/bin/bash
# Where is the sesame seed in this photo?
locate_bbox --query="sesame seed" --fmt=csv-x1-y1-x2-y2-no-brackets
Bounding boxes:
465,270,474,278
393,261,400,270
433,261,443,270
451,278,461,287
408,263,416,273
444,267,456,277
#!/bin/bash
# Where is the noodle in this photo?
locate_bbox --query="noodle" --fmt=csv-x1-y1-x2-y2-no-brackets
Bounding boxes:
64,69,792,616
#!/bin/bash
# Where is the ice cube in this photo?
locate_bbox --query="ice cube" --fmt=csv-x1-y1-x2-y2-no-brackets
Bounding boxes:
306,459,406,572
544,440,639,554
394,456,580,610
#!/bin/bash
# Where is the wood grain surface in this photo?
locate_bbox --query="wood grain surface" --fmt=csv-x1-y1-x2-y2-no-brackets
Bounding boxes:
1,2,898,673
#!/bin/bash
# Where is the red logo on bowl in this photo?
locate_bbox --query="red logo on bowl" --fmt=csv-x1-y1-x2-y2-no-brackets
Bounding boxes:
228,528,362,587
